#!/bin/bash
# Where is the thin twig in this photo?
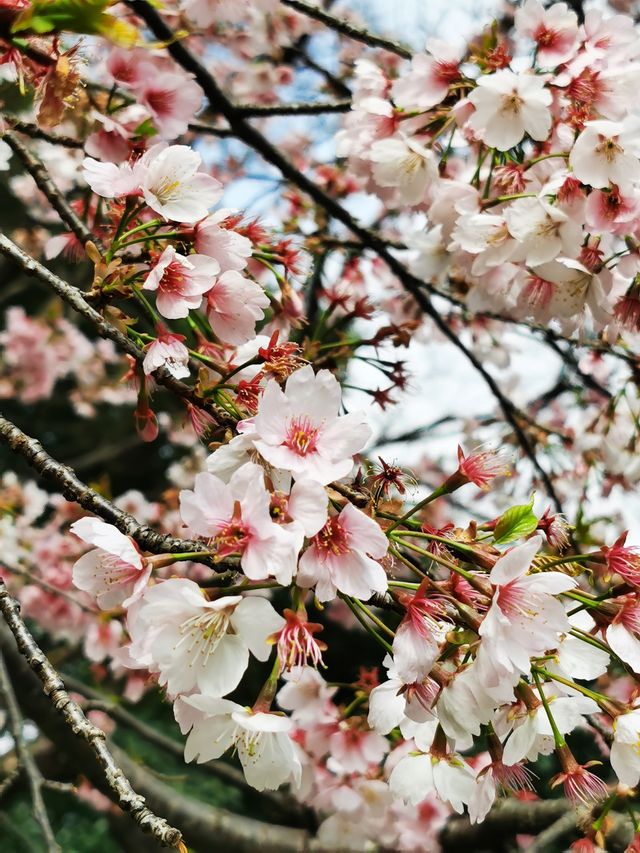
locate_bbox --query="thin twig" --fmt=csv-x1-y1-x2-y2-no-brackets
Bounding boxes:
0,579,184,849
280,0,412,58
0,651,60,852
0,233,236,429
1,562,97,614
3,131,99,250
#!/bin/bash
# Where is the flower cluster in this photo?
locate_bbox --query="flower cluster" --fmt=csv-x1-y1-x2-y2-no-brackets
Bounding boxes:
337,0,640,335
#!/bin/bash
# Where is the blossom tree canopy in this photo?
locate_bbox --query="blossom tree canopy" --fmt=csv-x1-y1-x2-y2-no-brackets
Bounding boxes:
4,0,640,851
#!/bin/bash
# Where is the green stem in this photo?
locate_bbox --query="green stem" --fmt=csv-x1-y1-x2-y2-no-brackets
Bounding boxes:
533,666,611,707
392,537,475,582
339,595,393,654
385,484,449,534
350,598,396,638
532,669,566,748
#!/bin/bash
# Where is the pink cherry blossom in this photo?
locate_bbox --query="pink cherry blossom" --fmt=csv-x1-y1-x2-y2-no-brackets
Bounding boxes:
134,70,203,139
250,365,371,485
179,463,300,584
143,246,218,319
81,156,145,199
206,270,269,345
297,503,388,601
391,40,462,111
142,330,190,379
515,0,579,66
70,518,150,610
194,210,252,272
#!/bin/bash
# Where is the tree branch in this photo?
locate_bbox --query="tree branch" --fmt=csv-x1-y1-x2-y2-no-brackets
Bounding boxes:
0,413,238,572
0,651,60,852
280,0,412,58
4,116,85,149
0,233,236,428
439,799,571,851
3,131,99,249
235,100,351,116
0,582,184,849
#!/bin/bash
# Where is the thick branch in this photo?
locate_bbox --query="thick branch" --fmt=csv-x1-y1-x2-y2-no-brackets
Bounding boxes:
280,0,412,58
439,799,570,851
0,582,184,848
0,652,60,852
0,413,237,571
0,233,236,428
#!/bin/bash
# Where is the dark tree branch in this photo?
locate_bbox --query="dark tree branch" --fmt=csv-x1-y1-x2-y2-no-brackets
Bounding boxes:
0,413,238,572
4,131,100,250
0,582,184,848
0,651,60,852
235,99,351,116
280,0,412,58
4,116,85,149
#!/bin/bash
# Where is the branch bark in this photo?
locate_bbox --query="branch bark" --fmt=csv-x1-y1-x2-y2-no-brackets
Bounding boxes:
4,131,99,249
0,581,184,849
0,413,237,572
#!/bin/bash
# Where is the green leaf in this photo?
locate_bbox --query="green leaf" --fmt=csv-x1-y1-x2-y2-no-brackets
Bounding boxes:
12,0,139,45
493,496,538,544
133,118,159,140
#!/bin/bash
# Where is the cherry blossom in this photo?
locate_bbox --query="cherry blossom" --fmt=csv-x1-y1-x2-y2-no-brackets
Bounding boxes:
467,70,552,151
610,708,640,787
126,578,283,697
369,136,437,205
391,40,462,110
70,518,150,610
143,246,219,320
142,330,190,379
179,463,300,584
297,503,388,601
570,119,640,190
175,695,302,791
142,144,223,222
514,0,579,66
249,365,371,485
205,270,269,345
